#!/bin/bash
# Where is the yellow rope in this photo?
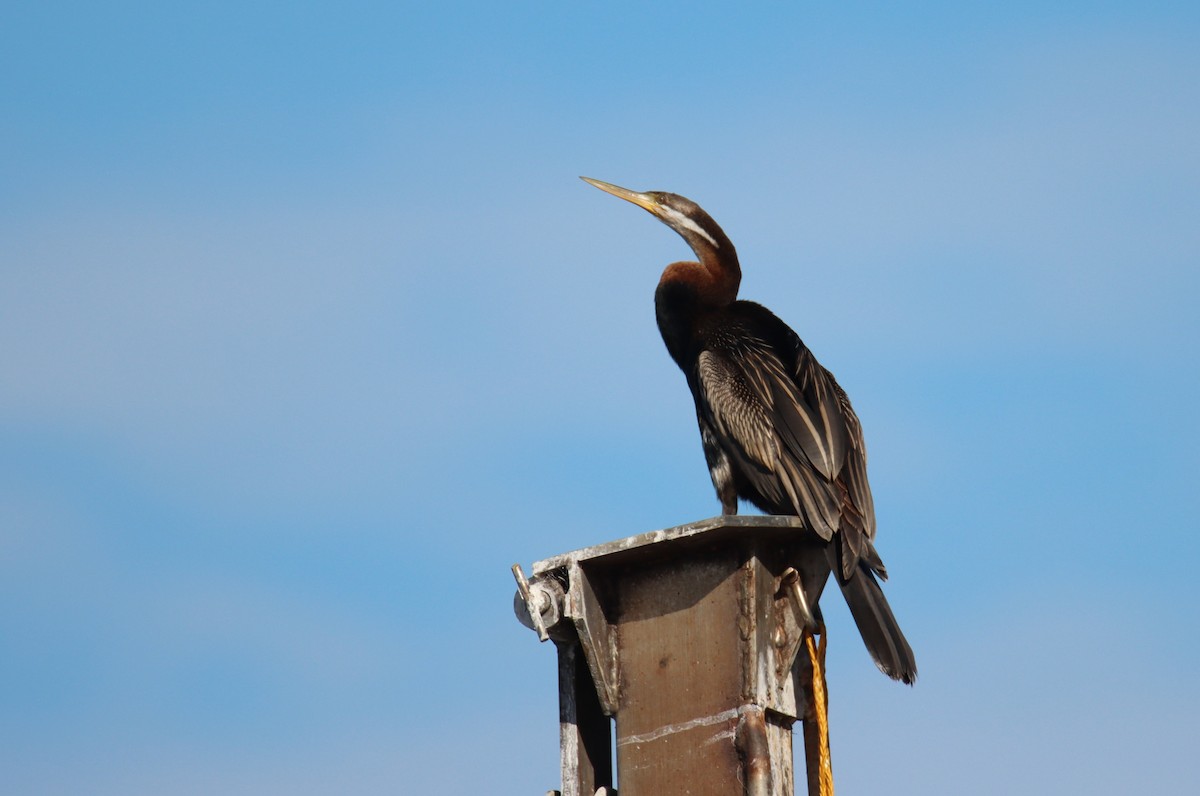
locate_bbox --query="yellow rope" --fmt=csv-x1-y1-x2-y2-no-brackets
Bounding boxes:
806,630,834,796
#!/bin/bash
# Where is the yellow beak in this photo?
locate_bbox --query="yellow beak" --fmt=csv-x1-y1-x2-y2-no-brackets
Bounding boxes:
580,176,662,216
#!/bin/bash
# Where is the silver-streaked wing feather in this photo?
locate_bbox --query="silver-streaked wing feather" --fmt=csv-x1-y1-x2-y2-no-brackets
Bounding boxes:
696,346,842,539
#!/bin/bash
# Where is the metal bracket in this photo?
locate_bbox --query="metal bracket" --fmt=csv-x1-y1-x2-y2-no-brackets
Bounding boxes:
565,561,619,716
772,567,818,690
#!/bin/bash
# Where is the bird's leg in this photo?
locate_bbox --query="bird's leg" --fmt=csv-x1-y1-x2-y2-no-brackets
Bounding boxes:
713,476,737,515
702,427,738,515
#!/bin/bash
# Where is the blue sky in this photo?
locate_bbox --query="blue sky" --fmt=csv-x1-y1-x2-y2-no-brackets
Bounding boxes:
2,3,1198,793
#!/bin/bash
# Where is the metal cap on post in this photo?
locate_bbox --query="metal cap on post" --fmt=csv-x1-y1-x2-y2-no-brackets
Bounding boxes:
513,516,833,796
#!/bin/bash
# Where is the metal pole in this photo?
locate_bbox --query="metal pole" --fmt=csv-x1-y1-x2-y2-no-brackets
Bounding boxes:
514,516,833,796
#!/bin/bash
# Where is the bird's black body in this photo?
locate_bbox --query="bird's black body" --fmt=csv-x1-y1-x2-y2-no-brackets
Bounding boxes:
584,177,917,684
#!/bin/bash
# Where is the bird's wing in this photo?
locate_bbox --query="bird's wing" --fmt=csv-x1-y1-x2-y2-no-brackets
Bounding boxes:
768,338,852,483
696,341,844,540
795,349,881,580
830,379,876,540
787,338,880,577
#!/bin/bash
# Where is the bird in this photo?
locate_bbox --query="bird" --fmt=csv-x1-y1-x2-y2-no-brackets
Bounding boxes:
581,177,917,684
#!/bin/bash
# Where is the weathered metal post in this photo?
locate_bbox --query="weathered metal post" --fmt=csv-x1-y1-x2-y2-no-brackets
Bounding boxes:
513,516,832,796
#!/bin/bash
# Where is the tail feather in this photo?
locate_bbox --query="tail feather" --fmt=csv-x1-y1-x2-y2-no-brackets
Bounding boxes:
827,547,917,684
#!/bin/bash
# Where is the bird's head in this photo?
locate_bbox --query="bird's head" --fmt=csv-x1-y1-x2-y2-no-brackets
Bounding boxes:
580,177,733,264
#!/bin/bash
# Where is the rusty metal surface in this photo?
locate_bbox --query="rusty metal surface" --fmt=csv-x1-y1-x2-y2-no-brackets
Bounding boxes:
621,710,743,793
515,516,838,796
531,515,813,574
556,640,612,796
766,715,795,796
568,562,619,715
616,552,742,733
737,706,772,796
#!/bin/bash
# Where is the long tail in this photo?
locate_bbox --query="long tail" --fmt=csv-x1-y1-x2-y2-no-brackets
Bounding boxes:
827,547,918,684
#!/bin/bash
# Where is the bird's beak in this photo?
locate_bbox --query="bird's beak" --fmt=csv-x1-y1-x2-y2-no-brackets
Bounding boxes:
580,177,662,216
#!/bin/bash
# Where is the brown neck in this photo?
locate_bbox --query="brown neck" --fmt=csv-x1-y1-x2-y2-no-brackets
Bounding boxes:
660,248,741,309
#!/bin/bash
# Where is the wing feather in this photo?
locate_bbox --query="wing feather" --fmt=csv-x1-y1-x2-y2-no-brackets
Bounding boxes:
693,308,876,560
696,344,841,539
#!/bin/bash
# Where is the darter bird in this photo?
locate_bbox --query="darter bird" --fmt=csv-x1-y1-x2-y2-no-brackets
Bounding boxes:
582,177,917,684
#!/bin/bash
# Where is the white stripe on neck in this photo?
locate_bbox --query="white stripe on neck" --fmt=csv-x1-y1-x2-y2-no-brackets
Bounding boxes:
661,206,719,249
